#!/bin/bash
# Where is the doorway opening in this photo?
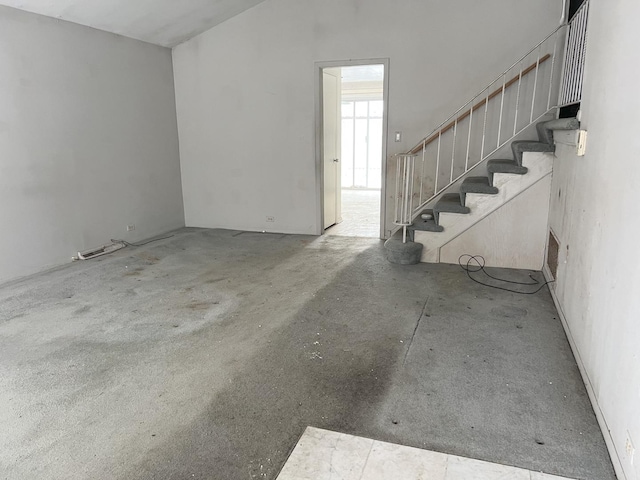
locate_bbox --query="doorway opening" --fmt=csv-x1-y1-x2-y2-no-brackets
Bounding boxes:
317,60,388,239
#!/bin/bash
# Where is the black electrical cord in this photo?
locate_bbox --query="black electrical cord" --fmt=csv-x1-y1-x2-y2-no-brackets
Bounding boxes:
110,234,175,247
458,254,554,294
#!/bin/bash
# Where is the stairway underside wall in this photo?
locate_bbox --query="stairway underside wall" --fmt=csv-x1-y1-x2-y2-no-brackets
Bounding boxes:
415,151,553,268
439,175,551,270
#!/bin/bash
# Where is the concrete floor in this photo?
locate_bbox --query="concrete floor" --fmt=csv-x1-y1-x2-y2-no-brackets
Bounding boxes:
325,189,380,238
0,228,615,480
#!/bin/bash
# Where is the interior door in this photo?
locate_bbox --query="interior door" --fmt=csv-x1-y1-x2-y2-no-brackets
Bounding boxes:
323,69,341,229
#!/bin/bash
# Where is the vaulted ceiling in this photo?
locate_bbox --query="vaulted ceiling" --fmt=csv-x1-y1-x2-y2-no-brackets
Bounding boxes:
0,0,268,47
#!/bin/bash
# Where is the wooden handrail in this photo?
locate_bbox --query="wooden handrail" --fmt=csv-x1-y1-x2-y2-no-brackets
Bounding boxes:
409,54,551,155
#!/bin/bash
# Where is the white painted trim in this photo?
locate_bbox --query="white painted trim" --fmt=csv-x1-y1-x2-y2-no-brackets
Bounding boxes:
314,58,390,239
543,268,627,480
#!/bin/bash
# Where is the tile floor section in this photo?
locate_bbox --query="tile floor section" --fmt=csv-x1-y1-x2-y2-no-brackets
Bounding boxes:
277,427,575,480
325,189,380,238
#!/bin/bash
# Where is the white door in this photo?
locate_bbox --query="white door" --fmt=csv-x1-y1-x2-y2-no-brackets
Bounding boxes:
323,69,341,229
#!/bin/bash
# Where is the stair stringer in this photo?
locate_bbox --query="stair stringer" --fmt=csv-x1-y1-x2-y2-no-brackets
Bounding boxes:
406,111,557,228
439,177,552,269
414,151,553,263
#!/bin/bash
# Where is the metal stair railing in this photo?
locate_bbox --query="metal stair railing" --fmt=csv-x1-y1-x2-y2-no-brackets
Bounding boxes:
393,24,570,243
559,0,590,106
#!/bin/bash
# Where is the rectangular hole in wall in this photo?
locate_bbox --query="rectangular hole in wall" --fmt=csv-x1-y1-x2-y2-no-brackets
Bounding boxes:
547,230,560,280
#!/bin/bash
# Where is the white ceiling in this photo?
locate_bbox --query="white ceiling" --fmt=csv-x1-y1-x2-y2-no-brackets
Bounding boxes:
0,0,268,47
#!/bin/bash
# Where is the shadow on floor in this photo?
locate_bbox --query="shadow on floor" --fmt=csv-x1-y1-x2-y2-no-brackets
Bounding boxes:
125,233,613,480
0,229,614,480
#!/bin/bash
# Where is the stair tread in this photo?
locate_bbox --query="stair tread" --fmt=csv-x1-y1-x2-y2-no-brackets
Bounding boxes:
460,176,499,194
537,118,580,145
511,140,555,165
487,159,528,174
511,140,556,150
434,194,471,215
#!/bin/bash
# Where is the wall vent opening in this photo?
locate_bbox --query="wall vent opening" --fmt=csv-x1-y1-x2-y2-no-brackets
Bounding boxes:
547,230,560,280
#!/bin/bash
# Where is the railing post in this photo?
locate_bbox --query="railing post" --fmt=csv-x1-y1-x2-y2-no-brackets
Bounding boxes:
419,140,426,208
434,132,441,195
465,107,473,171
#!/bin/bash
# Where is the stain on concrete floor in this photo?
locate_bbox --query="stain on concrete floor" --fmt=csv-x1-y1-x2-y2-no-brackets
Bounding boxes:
0,228,615,480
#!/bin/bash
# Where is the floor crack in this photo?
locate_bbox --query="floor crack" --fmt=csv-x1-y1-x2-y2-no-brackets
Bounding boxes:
403,295,430,365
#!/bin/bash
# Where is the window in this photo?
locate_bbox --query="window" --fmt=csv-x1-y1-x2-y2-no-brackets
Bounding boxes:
341,99,383,189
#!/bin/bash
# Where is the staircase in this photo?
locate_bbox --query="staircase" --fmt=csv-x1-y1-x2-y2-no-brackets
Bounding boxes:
409,118,578,268
386,24,578,267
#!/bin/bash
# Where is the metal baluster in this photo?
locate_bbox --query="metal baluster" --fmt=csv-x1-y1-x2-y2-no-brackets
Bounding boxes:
547,31,560,110
575,5,588,102
573,12,582,102
530,48,541,123
497,74,506,147
401,157,408,242
434,132,442,195
570,11,582,103
563,21,577,105
450,120,457,183
480,91,489,160
410,157,415,222
514,62,523,135
465,107,473,171
419,140,426,210
395,156,400,224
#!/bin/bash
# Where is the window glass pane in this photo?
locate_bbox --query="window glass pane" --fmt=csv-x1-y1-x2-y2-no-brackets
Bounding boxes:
369,100,384,118
354,118,368,187
367,118,383,188
355,101,368,118
368,168,382,189
341,102,354,118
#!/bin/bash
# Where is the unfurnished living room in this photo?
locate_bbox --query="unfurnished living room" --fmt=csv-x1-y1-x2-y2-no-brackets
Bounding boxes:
0,1,638,479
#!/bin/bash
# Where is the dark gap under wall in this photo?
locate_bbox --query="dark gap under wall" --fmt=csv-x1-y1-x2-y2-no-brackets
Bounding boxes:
547,230,560,280
568,0,587,21
560,103,580,118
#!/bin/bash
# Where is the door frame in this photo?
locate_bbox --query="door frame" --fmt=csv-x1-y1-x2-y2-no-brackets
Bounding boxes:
314,58,390,239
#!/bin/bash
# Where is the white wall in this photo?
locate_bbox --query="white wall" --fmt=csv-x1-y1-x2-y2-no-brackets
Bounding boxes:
548,0,640,478
0,6,185,284
173,0,561,236
440,175,552,270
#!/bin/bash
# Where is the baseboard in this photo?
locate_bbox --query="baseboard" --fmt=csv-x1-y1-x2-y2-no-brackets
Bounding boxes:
543,266,626,480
